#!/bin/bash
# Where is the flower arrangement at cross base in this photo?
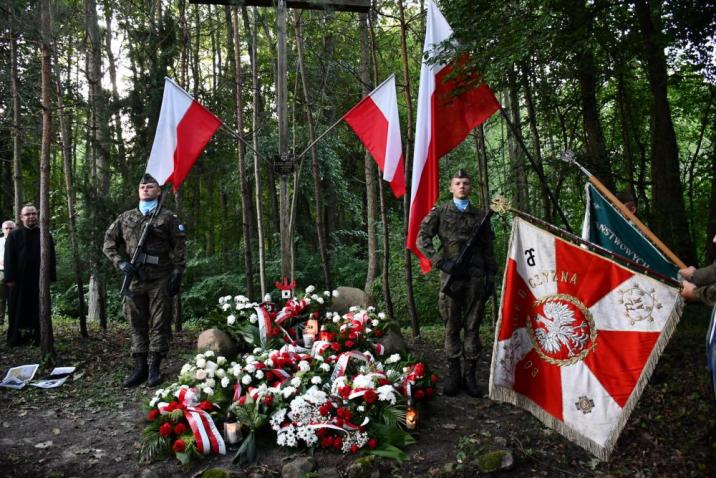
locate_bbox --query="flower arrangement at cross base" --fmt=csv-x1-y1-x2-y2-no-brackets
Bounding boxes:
139,285,437,465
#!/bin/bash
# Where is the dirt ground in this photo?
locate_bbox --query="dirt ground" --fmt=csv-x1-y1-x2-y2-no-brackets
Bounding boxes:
1,308,714,478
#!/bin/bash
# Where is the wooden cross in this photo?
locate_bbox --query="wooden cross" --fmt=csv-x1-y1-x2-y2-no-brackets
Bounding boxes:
190,0,370,279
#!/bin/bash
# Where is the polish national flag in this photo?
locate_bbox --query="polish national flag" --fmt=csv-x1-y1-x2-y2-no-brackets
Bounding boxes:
146,77,222,191
407,0,501,273
344,75,405,198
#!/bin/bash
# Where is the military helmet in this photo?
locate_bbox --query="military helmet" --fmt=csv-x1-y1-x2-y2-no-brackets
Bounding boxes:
139,173,159,185
451,169,471,180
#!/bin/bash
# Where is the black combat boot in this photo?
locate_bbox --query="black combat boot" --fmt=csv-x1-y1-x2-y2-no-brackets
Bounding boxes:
463,360,482,398
147,353,163,387
444,358,462,396
123,353,148,387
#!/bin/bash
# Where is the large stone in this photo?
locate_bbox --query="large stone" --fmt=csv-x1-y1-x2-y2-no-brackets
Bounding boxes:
197,328,237,359
281,456,316,478
474,449,514,473
378,329,408,355
332,286,374,313
346,455,376,478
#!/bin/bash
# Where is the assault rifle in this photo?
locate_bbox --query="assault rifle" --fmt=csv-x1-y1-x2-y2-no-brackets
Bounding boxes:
120,194,165,297
440,209,494,299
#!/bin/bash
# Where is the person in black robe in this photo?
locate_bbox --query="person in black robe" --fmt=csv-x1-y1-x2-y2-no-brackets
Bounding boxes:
3,205,56,346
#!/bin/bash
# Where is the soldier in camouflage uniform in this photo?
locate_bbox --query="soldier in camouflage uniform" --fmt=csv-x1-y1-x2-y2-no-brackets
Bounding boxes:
103,174,186,387
418,170,496,397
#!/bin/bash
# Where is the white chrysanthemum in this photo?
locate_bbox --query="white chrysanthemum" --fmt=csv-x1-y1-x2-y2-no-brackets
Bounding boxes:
305,285,315,294
386,354,401,364
317,297,324,304
377,384,397,404
332,290,339,297
270,408,287,431
367,306,375,312
349,306,359,313
221,377,230,388
353,374,376,390
255,370,264,380
319,363,331,372
214,368,226,379
219,297,227,305
232,364,242,377
298,361,310,372
217,356,227,366
281,386,297,398
245,364,256,373
180,363,192,374
205,378,216,388
241,374,252,385
203,386,214,396
149,397,159,407
372,320,379,327
204,350,215,358
195,369,208,381
196,358,207,369
227,314,236,325
378,312,386,319
332,314,341,324
311,376,322,385
304,387,327,405
323,290,331,297
221,303,231,311
290,377,302,388
249,314,258,323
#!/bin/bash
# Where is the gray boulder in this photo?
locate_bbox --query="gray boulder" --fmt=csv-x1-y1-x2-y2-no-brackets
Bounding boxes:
378,329,408,355
474,449,515,473
332,286,374,313
197,328,237,359
281,456,316,478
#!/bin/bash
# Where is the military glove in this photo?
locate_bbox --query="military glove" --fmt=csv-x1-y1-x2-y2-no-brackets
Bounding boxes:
437,259,456,274
168,270,182,297
118,261,138,277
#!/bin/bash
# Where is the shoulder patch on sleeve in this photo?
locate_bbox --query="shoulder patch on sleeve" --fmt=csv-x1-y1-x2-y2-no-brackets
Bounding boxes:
178,224,186,232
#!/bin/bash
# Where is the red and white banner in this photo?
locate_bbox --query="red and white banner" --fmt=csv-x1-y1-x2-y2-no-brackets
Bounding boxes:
489,217,683,460
407,0,500,273
344,75,405,198
146,77,221,191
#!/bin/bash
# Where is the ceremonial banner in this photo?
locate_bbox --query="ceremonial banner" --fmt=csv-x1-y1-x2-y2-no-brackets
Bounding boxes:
581,183,679,280
490,217,683,460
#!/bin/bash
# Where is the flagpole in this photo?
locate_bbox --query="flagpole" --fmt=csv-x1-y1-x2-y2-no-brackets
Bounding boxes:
492,198,681,288
296,74,397,160
498,107,573,234
562,151,687,269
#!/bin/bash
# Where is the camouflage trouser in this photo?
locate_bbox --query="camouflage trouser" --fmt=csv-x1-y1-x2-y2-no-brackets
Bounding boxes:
123,276,172,356
439,271,487,360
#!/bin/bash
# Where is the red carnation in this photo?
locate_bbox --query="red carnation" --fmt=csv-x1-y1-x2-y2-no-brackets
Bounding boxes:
426,387,434,398
374,329,383,337
319,403,332,416
255,362,266,369
363,389,377,404
333,436,343,450
414,389,425,401
172,439,186,453
344,340,355,349
198,400,214,411
316,428,327,438
147,409,159,422
350,444,359,453
321,436,334,448
431,374,439,384
348,331,358,340
174,423,187,435
338,386,352,399
331,342,342,352
414,363,425,378
159,422,173,438
368,438,378,449
239,395,247,405
262,394,274,406
378,378,391,386
338,407,351,421
166,401,177,412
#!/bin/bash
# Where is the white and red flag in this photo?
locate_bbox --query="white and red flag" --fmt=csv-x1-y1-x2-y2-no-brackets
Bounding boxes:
490,217,683,460
344,74,405,198
407,0,501,272
146,77,222,191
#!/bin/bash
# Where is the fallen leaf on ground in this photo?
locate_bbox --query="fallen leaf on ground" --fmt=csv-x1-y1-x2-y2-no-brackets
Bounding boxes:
35,441,53,449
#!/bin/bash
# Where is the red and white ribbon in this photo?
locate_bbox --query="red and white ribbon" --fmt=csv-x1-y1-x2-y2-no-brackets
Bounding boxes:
255,306,273,347
331,351,371,381
161,387,226,456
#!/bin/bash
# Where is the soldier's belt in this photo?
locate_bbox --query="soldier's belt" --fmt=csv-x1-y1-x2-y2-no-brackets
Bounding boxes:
136,252,160,265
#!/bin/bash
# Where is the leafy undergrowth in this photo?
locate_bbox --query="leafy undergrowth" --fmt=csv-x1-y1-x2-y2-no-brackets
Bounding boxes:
0,308,714,477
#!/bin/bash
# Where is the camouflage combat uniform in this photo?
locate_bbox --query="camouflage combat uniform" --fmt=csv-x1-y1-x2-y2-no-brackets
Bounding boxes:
418,201,496,360
103,207,186,355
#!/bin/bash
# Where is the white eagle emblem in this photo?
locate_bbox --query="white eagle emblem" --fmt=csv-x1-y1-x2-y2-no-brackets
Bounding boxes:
534,301,590,358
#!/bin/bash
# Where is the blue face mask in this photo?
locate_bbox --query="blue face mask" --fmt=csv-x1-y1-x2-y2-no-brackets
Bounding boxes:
139,199,158,215
453,198,470,212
